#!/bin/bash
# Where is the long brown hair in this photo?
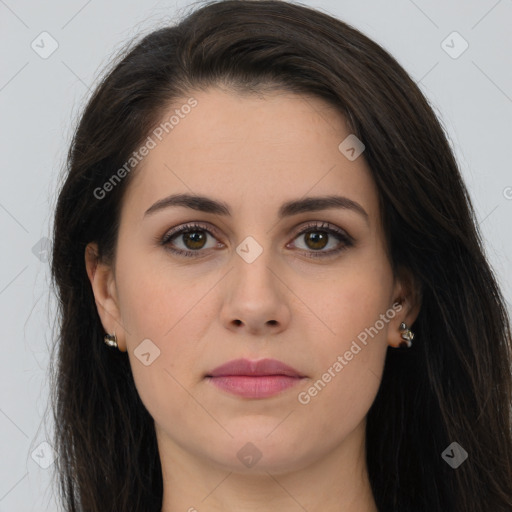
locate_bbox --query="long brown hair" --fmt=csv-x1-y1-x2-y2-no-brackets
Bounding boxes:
49,1,512,510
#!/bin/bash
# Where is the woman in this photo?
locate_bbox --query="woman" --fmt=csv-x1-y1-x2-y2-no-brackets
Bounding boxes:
49,1,512,511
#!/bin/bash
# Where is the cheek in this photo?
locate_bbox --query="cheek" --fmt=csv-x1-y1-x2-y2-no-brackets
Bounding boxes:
115,243,206,339
114,248,217,411
293,286,391,446
310,252,394,347
296,251,393,406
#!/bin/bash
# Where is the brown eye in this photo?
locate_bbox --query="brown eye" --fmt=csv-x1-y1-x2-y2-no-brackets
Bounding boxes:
289,222,353,258
161,223,220,257
181,231,208,250
160,221,353,259
303,231,329,251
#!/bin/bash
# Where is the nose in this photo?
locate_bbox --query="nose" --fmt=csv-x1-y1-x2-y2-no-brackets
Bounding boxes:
219,246,291,336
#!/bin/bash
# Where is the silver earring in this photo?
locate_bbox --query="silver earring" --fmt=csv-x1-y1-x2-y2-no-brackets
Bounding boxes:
399,322,414,348
104,332,118,348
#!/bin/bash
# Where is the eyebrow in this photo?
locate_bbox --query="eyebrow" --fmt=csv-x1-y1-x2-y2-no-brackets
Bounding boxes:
143,193,369,223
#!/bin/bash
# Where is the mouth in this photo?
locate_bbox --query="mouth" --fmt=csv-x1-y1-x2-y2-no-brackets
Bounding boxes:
205,358,306,399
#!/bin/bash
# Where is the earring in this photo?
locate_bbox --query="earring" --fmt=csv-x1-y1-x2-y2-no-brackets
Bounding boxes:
399,322,414,348
104,332,118,348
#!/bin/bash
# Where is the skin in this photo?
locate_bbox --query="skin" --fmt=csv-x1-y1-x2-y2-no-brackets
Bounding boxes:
86,87,420,512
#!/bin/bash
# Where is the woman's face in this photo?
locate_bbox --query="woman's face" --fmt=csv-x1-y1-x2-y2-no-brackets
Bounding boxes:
87,87,417,475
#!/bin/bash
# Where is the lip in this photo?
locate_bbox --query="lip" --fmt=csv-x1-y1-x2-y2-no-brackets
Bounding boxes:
207,358,304,378
205,358,306,399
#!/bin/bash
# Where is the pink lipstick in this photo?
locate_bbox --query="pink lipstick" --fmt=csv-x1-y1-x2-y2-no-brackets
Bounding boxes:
205,358,305,399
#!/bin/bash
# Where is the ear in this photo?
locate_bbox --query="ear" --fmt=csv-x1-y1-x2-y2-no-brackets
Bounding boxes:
387,266,422,348
85,242,127,352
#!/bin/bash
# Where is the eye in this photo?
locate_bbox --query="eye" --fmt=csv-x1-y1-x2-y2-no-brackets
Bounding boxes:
160,223,221,257
287,221,353,258
159,221,353,259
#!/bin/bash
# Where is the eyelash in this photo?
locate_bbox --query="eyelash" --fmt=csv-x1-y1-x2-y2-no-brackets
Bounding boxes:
158,221,354,259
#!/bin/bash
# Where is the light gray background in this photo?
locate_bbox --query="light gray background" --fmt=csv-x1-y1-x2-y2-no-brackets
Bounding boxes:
1,0,511,510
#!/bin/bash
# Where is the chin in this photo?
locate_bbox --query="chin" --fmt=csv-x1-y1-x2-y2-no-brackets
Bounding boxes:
200,431,319,476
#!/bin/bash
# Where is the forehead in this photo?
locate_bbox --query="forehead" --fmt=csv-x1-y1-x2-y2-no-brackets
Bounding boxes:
122,87,379,222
